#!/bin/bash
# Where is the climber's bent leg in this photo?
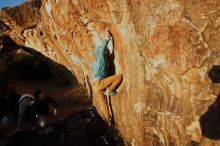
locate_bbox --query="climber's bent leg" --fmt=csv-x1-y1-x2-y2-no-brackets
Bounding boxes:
96,74,123,93
107,74,123,92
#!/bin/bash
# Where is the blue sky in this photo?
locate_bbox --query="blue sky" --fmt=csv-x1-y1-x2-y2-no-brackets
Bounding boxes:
0,0,27,8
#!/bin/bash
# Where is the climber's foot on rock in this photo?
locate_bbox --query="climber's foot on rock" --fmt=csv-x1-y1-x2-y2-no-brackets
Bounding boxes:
104,90,117,96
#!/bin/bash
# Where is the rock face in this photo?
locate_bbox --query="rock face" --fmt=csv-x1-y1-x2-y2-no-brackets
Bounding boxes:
1,0,220,145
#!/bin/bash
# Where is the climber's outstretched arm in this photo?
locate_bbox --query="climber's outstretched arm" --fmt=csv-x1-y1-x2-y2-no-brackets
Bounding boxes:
99,37,110,55
96,29,113,56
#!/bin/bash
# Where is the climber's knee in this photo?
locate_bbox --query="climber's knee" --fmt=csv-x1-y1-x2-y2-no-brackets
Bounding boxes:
117,74,123,82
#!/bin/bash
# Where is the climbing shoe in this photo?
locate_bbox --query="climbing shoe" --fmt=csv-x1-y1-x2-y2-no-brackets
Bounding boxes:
104,90,117,96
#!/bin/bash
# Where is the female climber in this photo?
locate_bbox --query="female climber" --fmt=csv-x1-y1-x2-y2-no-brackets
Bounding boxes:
91,29,123,126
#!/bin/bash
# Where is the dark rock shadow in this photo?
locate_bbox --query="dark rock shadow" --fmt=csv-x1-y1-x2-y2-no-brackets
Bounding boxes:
106,39,116,76
209,65,220,83
200,94,220,140
21,46,78,85
0,35,77,85
0,36,18,61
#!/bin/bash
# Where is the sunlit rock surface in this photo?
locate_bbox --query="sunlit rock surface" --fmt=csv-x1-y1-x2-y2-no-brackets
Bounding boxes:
0,0,220,145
